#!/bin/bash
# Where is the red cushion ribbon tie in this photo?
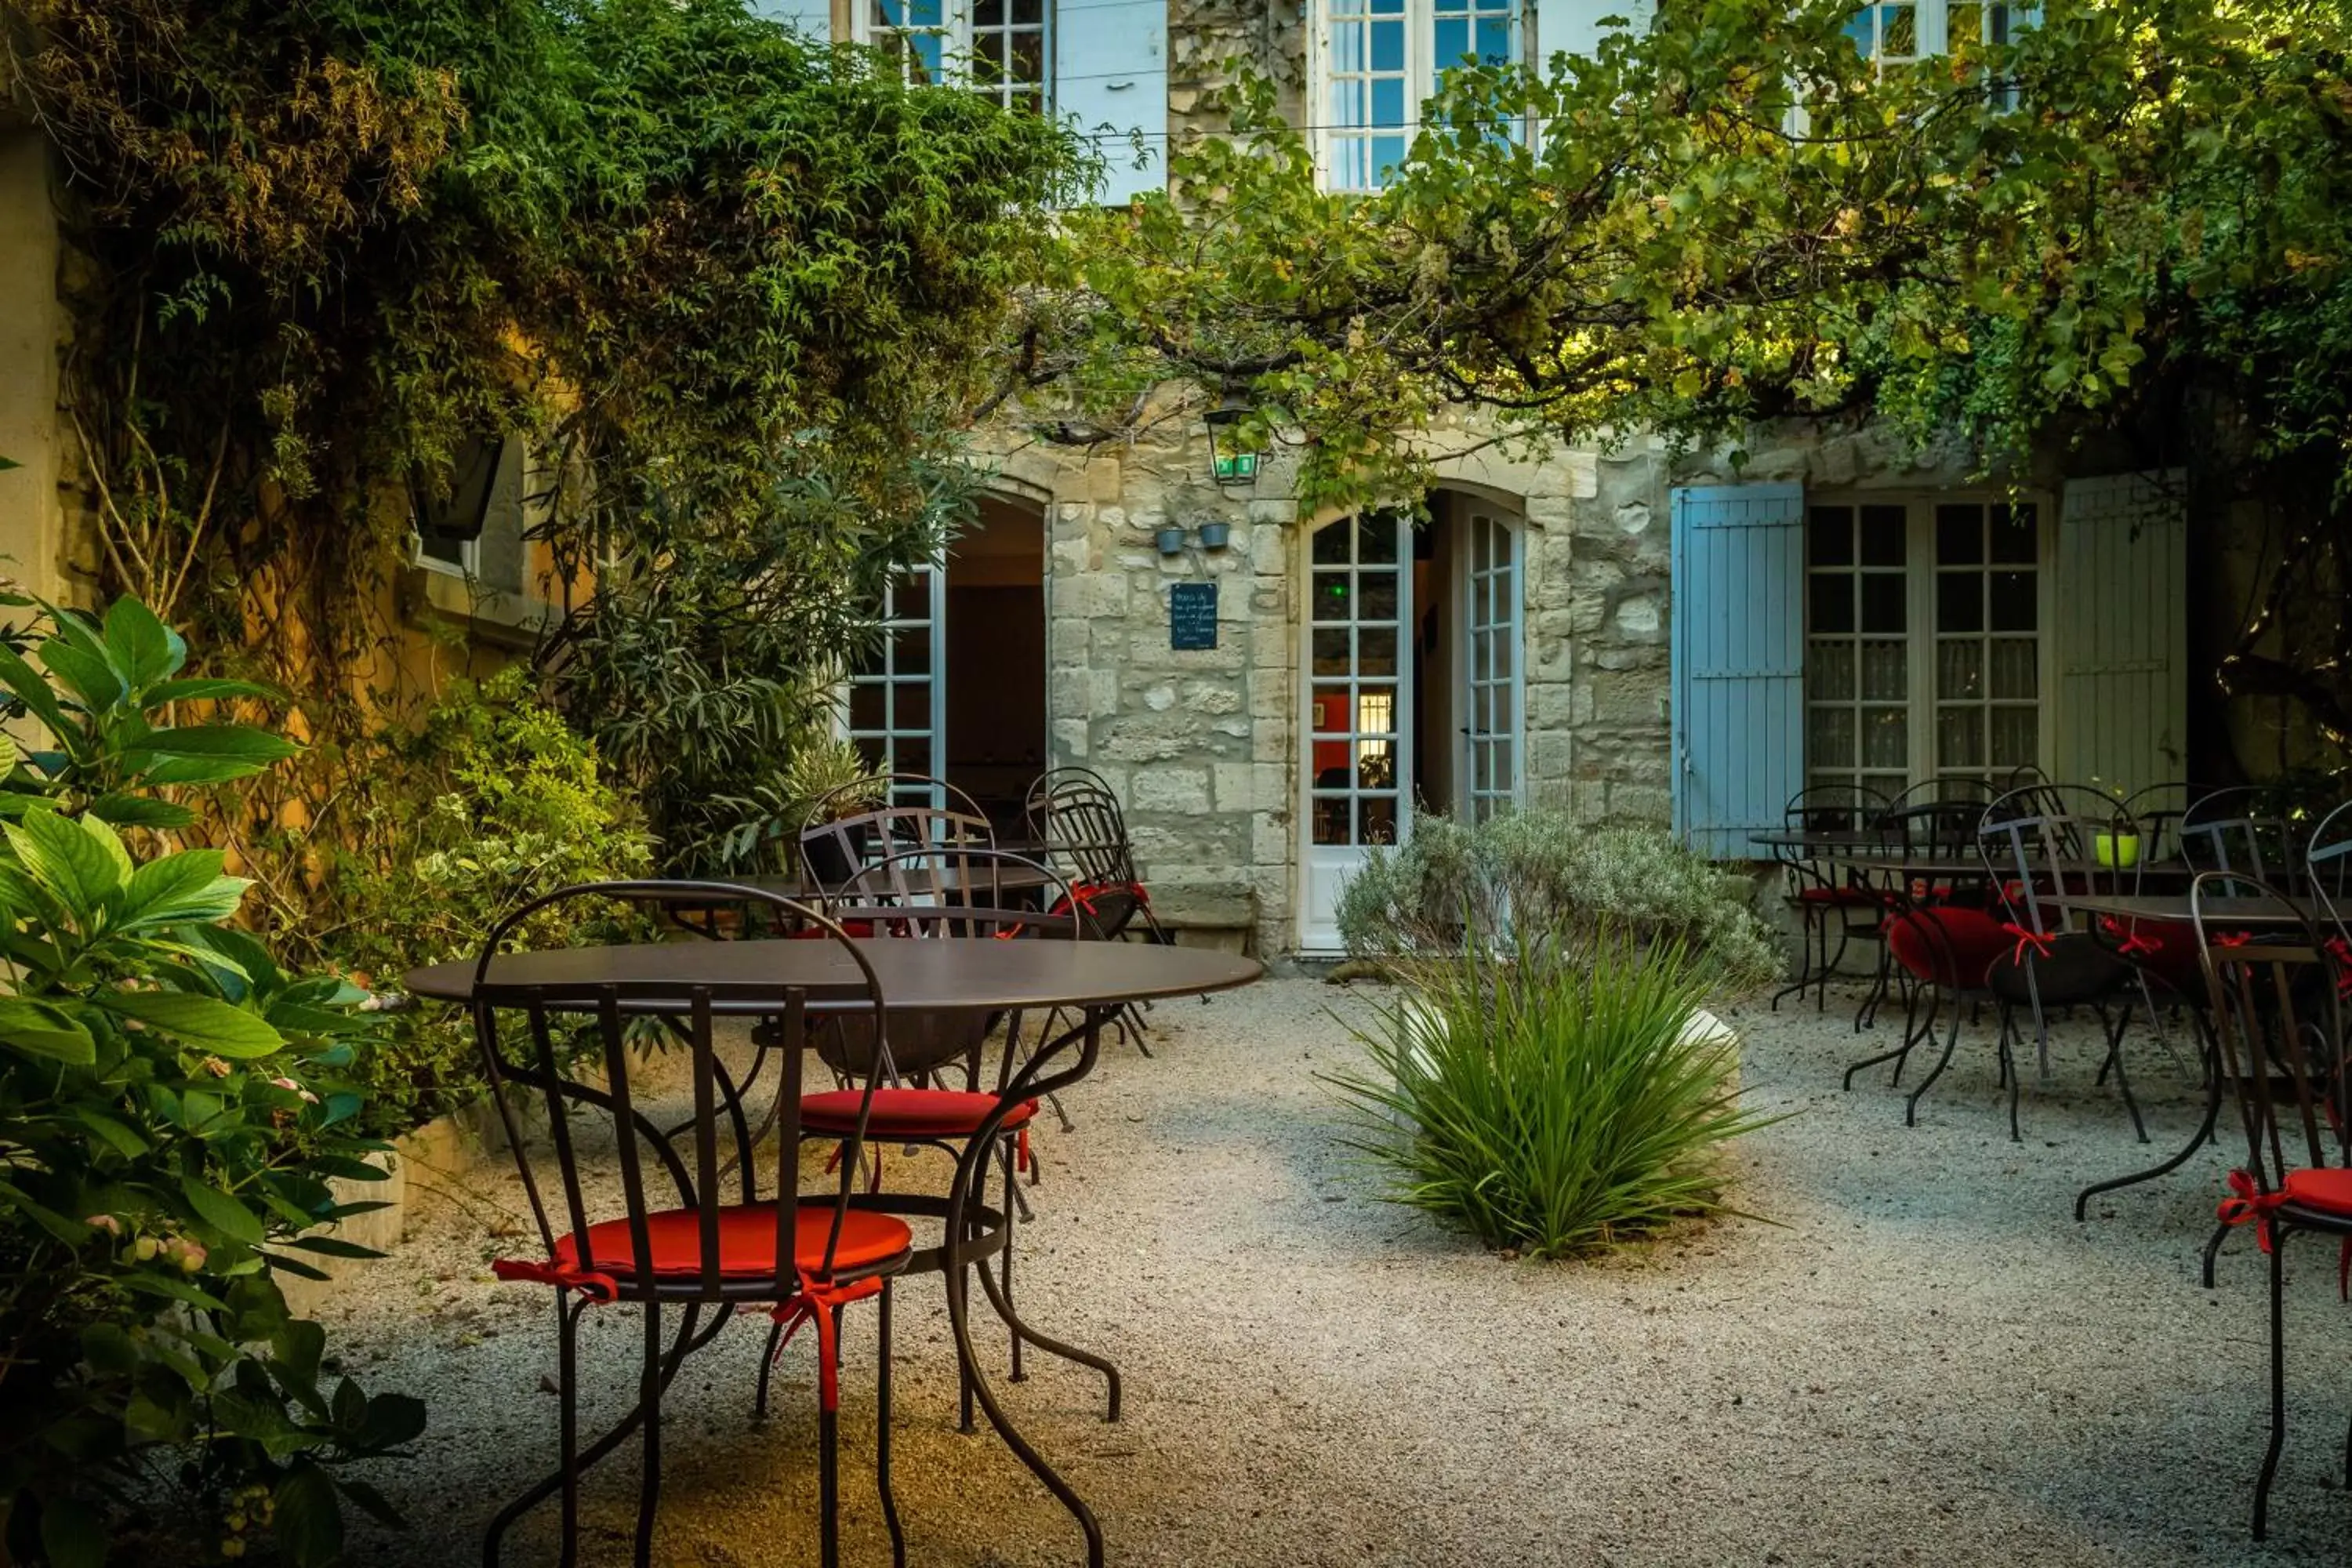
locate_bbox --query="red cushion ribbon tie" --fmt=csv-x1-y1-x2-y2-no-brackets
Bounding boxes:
765,1270,889,1410
1016,1125,1032,1174
491,1256,623,1305
2212,930,2254,949
2097,915,2163,961
2217,1170,2352,1299
2001,921,2056,969
2324,935,2352,1000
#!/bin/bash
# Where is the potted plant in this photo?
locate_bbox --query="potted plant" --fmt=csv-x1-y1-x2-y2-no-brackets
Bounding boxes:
784,738,887,883
2090,779,2140,868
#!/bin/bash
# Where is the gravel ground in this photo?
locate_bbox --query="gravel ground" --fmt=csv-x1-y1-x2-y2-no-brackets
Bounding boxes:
319,977,2348,1566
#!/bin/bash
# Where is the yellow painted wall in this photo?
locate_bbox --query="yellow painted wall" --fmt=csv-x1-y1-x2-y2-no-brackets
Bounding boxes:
0,126,66,602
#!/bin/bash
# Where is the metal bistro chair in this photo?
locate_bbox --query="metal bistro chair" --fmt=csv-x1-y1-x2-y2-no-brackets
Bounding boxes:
1029,773,1172,1051
1846,873,2013,1128
2195,874,2352,1541
2303,799,2352,955
1977,793,2164,1144
1847,792,2002,1031
472,883,911,1568
800,797,995,898
2182,785,2298,890
792,848,1123,1432
1770,782,1889,1013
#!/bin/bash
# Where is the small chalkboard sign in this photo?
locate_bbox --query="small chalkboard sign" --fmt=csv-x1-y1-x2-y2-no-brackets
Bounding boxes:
1169,581,1218,651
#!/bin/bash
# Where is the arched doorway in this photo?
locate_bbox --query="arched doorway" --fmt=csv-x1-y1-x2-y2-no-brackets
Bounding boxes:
1298,492,1524,950
846,492,1047,835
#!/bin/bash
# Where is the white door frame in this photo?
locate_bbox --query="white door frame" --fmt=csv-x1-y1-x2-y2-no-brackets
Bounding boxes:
1297,512,1414,953
843,558,949,806
1457,506,1526,822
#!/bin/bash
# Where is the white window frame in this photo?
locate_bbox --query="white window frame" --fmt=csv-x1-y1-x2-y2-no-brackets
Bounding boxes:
1801,489,2056,798
1306,0,1521,192
1844,1,2027,71
412,530,479,580
854,0,1051,111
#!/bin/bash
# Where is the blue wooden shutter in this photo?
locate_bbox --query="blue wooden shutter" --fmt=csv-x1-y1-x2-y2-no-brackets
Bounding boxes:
2054,470,2188,800
749,0,836,40
1671,484,1806,858
1057,0,1166,203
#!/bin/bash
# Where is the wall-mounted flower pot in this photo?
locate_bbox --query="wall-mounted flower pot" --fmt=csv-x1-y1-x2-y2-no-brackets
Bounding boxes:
1155,526,1188,556
2093,830,2141,869
1197,521,1232,550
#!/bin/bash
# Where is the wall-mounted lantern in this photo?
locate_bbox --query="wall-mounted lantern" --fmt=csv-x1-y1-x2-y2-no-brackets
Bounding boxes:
1203,385,1260,485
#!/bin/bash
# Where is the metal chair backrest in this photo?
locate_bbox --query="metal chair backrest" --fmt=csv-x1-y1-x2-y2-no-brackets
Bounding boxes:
2191,872,2347,1196
470,880,890,1300
800,804,993,895
1022,768,1117,840
2181,785,2293,888
1878,800,1983,859
2303,800,2352,943
1034,782,1142,889
2121,781,2198,863
1979,797,2142,940
1882,776,1994,814
1782,782,1888,835
842,848,1094,940
801,771,985,832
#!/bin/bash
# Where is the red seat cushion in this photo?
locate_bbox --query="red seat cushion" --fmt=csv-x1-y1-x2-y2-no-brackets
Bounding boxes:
552,1203,910,1282
801,1087,1038,1139
1886,906,2010,990
2277,1167,2352,1219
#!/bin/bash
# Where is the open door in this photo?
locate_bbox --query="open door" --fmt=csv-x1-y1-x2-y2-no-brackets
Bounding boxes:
1300,511,1412,951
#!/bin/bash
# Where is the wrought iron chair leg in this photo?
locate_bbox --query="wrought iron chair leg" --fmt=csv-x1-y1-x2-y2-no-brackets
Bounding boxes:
1004,1138,1025,1384
560,1293,583,1568
2102,1006,2149,1143
879,1284,906,1568
635,1302,663,1568
1770,907,1818,1012
1998,1007,2023,1143
819,1376,840,1568
2077,1012,2223,1221
1905,1002,1965,1128
755,1319,785,1419
1844,983,1925,1091
2204,1219,2231,1290
2255,1229,2287,1541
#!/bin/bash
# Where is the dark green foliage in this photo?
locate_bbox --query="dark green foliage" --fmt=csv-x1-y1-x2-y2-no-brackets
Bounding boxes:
1325,927,1775,1259
325,669,653,1134
0,597,419,1566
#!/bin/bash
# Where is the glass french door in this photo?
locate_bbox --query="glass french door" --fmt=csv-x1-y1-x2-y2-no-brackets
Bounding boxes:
845,563,948,805
1461,510,1522,823
1301,513,1410,950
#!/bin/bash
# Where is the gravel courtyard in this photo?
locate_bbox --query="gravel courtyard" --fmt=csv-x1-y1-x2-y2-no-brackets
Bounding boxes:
324,977,2346,1566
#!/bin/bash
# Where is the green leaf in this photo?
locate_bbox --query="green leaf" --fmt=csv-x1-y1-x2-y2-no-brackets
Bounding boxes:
0,639,70,736
274,1463,344,1568
180,1174,266,1246
335,1476,408,1532
0,998,97,1065
6,808,125,916
35,637,125,712
289,1235,383,1259
122,850,249,929
99,991,285,1058
0,1178,91,1244
80,1322,137,1376
71,1106,149,1156
39,1495,106,1568
103,597,184,688
146,677,279,706
123,723,300,764
86,792,196,829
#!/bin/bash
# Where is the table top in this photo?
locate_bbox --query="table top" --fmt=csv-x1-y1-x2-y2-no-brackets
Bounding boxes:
2055,892,2316,927
405,936,1264,1014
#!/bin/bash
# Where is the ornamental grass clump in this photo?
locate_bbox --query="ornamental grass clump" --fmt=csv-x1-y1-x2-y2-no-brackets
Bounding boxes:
1326,925,1773,1258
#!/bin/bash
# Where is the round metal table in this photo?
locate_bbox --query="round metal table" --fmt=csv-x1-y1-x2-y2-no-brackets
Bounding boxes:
405,936,1261,1568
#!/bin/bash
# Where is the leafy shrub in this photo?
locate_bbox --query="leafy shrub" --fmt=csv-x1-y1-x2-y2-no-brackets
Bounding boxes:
1334,811,1782,993
328,668,652,1135
1324,925,1772,1258
0,598,420,1566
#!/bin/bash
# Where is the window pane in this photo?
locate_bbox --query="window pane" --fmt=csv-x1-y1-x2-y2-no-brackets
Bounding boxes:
1359,626,1398,677
1809,640,1855,702
1312,685,1352,734
1360,794,1399,845
1936,572,1983,633
1936,505,1984,566
1313,523,1352,564
1937,707,1984,769
1990,503,2036,564
1475,17,1509,61
1988,637,2038,699
1810,575,1856,635
1860,505,1907,566
1860,639,1907,701
849,682,884,731
1863,707,1908,769
1356,740,1396,789
1370,76,1406,129
1989,570,2035,631
1432,17,1465,61
1312,571,1352,622
1374,21,1407,71
1860,574,1906,633
1881,2,1916,56
1358,517,1399,563
1938,640,1984,700
891,575,931,619
1809,706,1856,769
1312,796,1350,845
1490,683,1512,737
1312,628,1351,676
1809,507,1855,567
896,736,932,776
891,681,930,728
1359,572,1399,621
